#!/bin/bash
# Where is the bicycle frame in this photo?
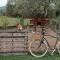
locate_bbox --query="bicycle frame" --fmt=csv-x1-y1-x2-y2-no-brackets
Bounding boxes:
40,26,60,53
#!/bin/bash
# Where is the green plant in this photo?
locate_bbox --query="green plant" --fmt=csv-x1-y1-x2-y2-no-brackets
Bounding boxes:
1,16,9,29
20,18,24,26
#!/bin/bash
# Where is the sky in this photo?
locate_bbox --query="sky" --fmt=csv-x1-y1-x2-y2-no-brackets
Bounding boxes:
0,0,7,7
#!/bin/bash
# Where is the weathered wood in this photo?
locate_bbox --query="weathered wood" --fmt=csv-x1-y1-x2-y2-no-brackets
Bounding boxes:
0,36,26,38
0,31,28,54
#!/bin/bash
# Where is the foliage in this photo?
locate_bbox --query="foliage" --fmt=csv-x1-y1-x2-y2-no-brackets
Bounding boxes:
0,6,6,16
0,16,30,27
6,0,58,18
6,0,60,30
50,15,60,31
16,16,24,26
0,16,9,28
6,0,16,16
20,18,24,26
15,0,56,18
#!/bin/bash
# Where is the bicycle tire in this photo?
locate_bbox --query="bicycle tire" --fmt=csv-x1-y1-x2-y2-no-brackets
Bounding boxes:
28,38,48,57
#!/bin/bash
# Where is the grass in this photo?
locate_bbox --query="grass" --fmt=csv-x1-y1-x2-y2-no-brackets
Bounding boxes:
0,53,60,60
0,16,30,26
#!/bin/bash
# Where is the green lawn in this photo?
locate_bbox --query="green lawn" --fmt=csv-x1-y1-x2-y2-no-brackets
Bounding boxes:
0,53,60,60
0,16,30,26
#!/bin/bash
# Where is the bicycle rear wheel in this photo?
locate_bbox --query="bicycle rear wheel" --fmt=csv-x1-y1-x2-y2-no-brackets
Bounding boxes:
29,38,48,57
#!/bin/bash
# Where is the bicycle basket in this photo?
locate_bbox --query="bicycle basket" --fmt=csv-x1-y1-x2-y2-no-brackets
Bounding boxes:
32,33,41,40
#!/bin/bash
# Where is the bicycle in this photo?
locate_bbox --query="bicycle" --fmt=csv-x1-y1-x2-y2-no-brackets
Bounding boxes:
28,26,60,57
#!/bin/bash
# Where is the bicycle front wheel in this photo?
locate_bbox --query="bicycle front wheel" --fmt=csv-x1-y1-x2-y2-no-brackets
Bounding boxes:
28,38,48,57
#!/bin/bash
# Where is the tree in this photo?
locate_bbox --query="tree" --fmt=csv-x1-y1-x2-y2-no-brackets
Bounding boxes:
15,0,57,18
6,0,59,18
6,0,16,16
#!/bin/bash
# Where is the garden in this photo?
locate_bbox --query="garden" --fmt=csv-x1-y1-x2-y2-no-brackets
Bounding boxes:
0,0,60,60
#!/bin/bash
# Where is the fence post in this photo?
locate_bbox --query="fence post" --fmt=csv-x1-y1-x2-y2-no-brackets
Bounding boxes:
24,31,28,54
11,33,14,54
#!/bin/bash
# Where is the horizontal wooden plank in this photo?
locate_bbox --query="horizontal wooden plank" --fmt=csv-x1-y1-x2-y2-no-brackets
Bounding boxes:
13,48,25,51
13,45,24,47
13,38,24,41
0,38,12,41
0,48,26,52
0,36,27,38
0,33,12,36
0,31,26,33
13,33,25,36
0,38,25,41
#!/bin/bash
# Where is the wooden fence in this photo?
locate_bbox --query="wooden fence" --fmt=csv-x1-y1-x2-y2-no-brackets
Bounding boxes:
0,31,28,55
